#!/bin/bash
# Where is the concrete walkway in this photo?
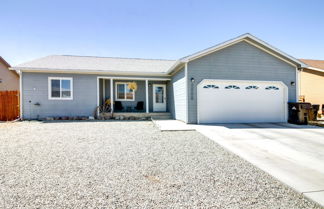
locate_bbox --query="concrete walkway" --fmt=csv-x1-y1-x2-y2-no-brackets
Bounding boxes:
152,119,196,131
153,120,324,207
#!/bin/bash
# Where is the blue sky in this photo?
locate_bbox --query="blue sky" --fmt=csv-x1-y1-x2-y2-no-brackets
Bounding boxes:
1,0,324,65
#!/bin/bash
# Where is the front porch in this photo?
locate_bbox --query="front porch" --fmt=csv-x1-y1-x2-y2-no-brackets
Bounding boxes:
97,76,171,119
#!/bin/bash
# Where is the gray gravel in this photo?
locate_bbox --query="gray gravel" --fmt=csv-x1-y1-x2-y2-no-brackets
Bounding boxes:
0,121,322,209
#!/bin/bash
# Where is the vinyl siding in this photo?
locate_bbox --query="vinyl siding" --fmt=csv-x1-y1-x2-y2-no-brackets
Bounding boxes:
187,41,297,124
168,67,186,121
0,62,19,91
113,80,146,111
300,69,324,113
22,72,97,119
22,72,170,119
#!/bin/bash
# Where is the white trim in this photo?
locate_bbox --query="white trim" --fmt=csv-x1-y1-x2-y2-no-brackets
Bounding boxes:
184,62,189,123
296,67,300,102
305,67,324,73
97,76,170,81
96,77,100,116
48,77,73,100
19,71,23,119
152,84,167,112
115,82,135,101
103,79,106,103
110,78,114,113
145,80,149,113
197,79,289,124
169,63,186,76
197,79,289,88
182,39,242,63
244,39,297,67
13,67,171,77
180,33,306,67
167,60,185,75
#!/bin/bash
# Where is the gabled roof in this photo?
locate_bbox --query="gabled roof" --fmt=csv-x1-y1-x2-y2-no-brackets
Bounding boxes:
12,55,176,75
167,33,307,74
0,56,19,76
0,56,11,68
11,33,305,75
299,59,324,73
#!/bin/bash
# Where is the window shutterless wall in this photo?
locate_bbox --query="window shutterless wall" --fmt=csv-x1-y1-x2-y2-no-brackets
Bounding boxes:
22,73,97,119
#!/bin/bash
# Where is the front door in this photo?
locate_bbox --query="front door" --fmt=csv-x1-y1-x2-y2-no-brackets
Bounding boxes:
153,84,166,112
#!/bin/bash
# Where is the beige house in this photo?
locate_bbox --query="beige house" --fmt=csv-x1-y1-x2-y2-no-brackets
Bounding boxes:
0,56,19,91
299,59,324,113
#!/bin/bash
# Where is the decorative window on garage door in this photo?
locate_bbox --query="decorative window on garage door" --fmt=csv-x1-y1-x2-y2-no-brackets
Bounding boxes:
245,85,259,90
203,84,219,89
225,85,240,89
265,86,279,90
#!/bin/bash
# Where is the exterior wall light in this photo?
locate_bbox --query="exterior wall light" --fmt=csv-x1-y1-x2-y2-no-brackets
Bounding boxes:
290,81,296,86
191,77,195,83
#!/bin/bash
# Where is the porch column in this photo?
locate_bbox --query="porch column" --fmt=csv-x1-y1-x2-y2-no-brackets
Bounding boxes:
145,79,149,113
110,78,114,113
103,79,106,103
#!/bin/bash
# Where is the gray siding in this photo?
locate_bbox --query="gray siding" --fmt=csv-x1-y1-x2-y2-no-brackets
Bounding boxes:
168,67,186,121
99,79,110,105
22,72,97,119
22,72,170,119
113,80,146,111
101,79,168,112
187,41,297,124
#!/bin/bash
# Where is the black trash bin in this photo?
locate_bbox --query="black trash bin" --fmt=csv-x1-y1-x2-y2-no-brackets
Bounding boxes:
310,104,320,121
288,102,312,125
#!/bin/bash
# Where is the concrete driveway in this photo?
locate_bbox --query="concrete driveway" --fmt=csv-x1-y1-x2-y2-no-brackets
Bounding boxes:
195,123,324,206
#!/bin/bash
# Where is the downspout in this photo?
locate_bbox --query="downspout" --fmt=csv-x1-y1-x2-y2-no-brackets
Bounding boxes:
296,66,303,102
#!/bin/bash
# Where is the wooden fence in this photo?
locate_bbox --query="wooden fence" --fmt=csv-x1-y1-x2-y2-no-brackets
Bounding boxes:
0,91,20,121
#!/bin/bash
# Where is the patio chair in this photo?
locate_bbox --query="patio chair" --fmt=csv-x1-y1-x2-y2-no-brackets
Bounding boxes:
135,101,144,112
114,101,124,111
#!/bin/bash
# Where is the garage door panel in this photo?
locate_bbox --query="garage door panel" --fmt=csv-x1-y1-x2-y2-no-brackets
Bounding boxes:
198,80,287,123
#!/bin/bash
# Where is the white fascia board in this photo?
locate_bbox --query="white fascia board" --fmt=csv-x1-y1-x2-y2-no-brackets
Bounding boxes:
178,33,307,68
181,35,246,62
245,34,307,68
166,60,185,75
305,67,324,73
12,67,171,77
97,76,171,81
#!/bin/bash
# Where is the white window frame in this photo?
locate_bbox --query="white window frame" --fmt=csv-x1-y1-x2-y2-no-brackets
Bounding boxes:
115,82,135,101
48,77,73,100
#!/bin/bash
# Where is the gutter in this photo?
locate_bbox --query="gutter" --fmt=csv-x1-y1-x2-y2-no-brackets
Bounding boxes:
9,67,172,77
166,60,185,75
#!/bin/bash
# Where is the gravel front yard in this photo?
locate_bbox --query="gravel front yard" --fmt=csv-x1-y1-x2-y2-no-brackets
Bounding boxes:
0,121,321,208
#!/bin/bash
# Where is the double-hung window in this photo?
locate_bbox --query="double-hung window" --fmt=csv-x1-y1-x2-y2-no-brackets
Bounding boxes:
48,77,73,100
115,82,135,101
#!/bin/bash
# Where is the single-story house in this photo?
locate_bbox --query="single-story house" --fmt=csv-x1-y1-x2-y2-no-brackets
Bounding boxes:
11,33,307,123
299,59,324,113
0,56,19,91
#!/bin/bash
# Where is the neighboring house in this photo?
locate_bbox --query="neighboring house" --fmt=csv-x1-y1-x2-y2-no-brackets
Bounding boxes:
299,59,324,113
11,33,307,123
0,56,19,91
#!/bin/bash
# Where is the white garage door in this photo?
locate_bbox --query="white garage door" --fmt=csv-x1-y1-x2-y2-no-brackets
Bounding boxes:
197,80,288,124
